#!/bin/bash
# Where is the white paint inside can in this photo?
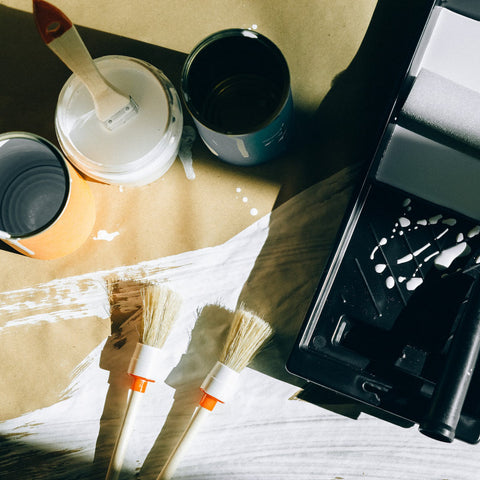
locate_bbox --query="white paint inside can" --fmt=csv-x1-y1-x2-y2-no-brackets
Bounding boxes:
55,56,183,186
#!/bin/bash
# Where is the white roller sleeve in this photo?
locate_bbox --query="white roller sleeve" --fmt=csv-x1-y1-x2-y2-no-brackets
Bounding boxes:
200,361,240,402
400,69,480,151
128,342,163,380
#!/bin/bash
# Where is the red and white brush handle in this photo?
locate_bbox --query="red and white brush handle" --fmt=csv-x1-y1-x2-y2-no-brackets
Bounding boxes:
157,361,239,480
105,343,163,480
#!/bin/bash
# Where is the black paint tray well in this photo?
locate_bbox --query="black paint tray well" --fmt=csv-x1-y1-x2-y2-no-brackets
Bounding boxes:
287,2,480,444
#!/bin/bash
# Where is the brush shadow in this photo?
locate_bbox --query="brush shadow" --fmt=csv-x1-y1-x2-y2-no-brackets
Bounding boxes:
92,278,147,477
139,304,233,479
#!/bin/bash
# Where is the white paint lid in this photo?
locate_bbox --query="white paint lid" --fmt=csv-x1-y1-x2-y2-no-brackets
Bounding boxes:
55,56,183,186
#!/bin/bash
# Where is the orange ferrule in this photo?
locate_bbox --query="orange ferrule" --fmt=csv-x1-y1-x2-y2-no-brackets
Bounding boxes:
199,389,223,411
130,374,155,393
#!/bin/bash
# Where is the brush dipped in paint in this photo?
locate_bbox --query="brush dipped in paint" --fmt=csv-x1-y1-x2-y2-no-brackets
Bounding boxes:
105,284,182,480
157,308,273,480
33,0,138,130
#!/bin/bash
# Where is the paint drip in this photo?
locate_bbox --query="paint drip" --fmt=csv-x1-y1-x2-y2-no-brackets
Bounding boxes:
369,197,480,291
93,230,120,241
178,125,197,180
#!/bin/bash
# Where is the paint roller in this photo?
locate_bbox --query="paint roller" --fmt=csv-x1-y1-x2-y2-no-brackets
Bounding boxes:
419,273,480,442
399,69,480,153
376,68,480,222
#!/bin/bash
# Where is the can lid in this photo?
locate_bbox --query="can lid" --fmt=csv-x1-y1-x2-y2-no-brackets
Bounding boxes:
55,56,183,186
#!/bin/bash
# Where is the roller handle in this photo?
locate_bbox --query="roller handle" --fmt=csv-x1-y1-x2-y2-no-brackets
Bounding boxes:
420,277,480,442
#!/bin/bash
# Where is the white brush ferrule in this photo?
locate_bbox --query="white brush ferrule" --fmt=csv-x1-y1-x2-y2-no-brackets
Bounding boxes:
200,361,240,403
128,343,163,381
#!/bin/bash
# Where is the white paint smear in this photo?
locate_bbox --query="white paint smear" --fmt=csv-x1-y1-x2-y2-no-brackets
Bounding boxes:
178,125,197,180
93,230,120,241
434,242,470,269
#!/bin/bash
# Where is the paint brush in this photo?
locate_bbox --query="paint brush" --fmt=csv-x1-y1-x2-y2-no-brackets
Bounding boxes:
33,0,138,130
157,308,273,480
105,284,182,480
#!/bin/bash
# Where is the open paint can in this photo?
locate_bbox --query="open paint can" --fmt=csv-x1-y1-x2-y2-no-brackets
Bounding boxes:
181,29,294,165
55,55,183,186
0,132,95,259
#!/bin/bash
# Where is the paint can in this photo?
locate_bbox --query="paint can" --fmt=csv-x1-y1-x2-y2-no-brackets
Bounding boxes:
0,132,95,259
55,55,183,186
181,29,294,166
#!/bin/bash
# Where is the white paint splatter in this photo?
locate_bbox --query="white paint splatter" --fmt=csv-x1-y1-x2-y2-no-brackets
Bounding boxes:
242,197,248,203
457,233,464,242
370,237,387,260
236,187,242,193
442,218,457,226
413,243,431,257
424,251,440,262
435,228,449,240
397,253,413,264
375,264,387,273
93,230,120,241
386,276,395,289
406,277,423,291
468,226,480,238
250,208,258,216
429,214,443,224
434,242,470,270
417,219,427,226
178,125,197,180
399,217,411,227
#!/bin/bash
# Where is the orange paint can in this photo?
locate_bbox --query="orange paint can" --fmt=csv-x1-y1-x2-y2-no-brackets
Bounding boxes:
0,132,95,259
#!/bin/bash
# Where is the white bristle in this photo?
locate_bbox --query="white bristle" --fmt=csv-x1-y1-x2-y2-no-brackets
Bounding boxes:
219,308,273,372
141,284,182,348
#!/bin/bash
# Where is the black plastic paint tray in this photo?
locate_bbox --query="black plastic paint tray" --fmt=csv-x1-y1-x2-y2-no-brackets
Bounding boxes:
287,1,480,444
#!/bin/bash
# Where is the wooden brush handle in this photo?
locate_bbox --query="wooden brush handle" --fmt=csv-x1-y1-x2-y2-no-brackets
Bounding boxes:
33,0,129,122
105,389,144,480
157,406,211,480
